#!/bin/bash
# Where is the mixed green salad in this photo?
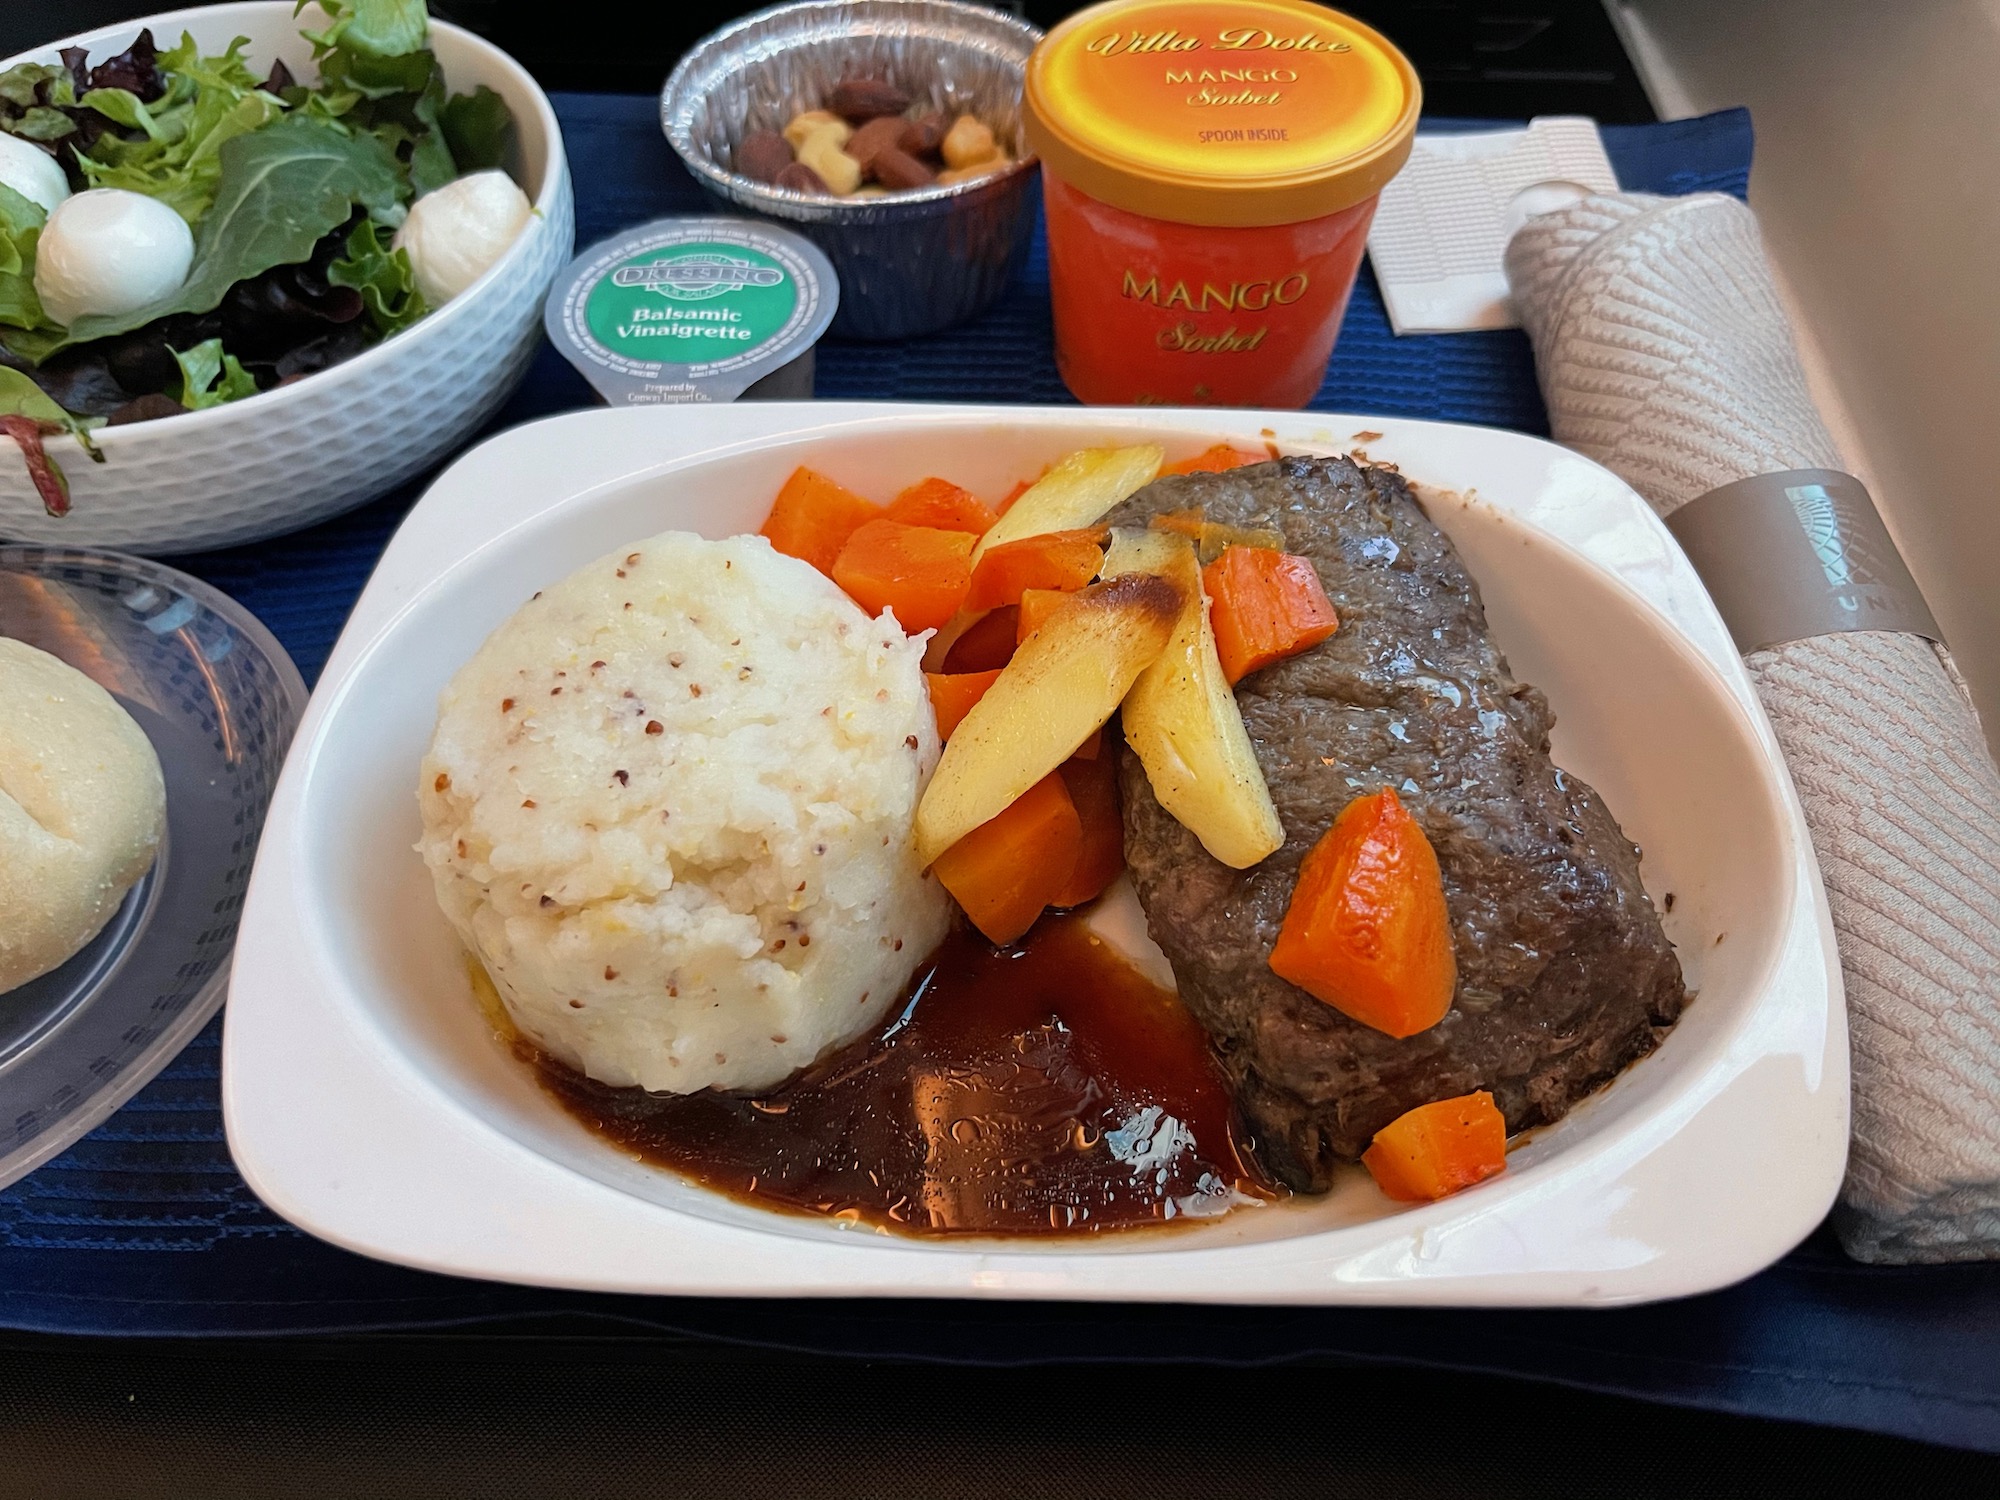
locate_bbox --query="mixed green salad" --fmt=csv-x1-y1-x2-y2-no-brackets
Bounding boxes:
0,0,520,515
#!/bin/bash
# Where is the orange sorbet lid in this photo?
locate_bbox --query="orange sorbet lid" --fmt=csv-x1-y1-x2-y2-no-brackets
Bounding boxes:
1024,0,1421,228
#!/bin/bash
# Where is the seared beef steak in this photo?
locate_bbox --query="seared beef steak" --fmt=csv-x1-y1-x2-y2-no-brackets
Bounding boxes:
1109,456,1687,1192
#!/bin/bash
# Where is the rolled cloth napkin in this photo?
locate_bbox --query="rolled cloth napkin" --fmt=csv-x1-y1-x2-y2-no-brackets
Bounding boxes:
1505,192,2000,1263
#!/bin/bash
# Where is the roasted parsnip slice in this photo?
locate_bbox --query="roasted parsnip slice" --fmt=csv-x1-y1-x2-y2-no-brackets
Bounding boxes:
914,571,1182,867
970,444,1164,565
1104,528,1285,869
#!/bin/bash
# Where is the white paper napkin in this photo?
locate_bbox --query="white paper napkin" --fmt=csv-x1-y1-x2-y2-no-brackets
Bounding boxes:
1368,117,1619,334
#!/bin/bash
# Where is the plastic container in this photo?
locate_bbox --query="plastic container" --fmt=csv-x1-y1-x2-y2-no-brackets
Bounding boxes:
545,219,839,405
1023,0,1419,407
0,546,304,1191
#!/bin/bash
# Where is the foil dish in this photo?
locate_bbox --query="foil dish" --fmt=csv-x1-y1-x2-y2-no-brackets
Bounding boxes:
661,0,1043,341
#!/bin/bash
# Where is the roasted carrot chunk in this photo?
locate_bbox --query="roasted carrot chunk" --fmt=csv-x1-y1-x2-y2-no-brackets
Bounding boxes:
925,669,1003,740
1362,1091,1508,1202
760,466,881,576
1162,443,1263,475
1203,546,1339,684
1015,586,1074,644
964,527,1108,611
832,520,975,633
940,606,1020,672
1268,788,1456,1038
1050,753,1123,908
931,771,1082,945
883,476,1000,535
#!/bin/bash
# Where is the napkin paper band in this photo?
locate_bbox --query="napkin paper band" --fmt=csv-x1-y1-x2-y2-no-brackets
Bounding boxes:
1664,469,1942,655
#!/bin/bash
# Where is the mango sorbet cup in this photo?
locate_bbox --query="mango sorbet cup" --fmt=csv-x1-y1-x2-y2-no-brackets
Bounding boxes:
1025,0,1420,408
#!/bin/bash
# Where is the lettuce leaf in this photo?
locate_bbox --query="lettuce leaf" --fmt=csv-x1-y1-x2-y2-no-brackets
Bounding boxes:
314,55,453,199
0,184,37,278
21,114,401,357
79,31,170,101
299,2,506,199
76,33,288,224
327,217,427,336
170,337,258,409
299,1,431,63
305,27,449,197
0,327,64,364
77,86,162,137
157,31,267,95
6,107,79,143
1,45,151,180
302,1,430,101
0,364,71,425
0,183,54,334
440,85,511,173
1,365,105,516
0,63,72,112
318,43,434,104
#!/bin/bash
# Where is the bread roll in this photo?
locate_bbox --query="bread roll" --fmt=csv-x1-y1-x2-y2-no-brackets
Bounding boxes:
0,638,166,993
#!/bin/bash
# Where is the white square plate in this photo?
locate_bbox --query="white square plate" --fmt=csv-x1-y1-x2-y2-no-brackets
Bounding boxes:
223,402,1846,1306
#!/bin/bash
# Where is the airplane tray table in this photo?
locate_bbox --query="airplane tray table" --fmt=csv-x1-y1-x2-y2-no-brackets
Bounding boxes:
2,93,1995,1456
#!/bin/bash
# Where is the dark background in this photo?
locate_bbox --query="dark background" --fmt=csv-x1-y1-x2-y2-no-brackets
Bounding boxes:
2,1,1657,121
4,1326,1997,1498
11,3,1972,1496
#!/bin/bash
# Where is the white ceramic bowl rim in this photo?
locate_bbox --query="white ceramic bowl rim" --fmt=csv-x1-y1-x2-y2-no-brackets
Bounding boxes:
0,2,566,447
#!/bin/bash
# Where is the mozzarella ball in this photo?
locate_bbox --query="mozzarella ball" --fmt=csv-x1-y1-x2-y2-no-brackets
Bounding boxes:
0,132,70,216
33,189,193,327
393,170,532,305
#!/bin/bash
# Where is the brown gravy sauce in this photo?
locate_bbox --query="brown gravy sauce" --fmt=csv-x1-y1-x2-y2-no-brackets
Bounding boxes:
524,917,1278,1236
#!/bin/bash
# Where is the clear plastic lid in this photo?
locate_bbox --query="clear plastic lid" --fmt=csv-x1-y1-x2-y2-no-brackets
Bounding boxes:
0,547,304,1191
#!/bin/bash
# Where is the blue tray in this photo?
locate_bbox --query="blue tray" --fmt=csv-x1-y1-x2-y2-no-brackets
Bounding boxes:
7,96,1998,1455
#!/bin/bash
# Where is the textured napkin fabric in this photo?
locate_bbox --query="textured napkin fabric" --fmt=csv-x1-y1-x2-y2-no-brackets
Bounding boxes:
1506,192,2000,1263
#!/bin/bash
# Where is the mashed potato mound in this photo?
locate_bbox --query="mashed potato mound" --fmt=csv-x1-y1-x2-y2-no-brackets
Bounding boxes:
418,532,949,1095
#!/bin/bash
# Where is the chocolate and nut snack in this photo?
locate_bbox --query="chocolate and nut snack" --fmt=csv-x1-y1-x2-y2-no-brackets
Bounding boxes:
732,75,1014,198
829,77,911,121
736,130,796,183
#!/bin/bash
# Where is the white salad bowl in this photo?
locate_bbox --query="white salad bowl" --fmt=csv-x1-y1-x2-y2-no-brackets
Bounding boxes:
0,3,573,555
224,403,1848,1307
